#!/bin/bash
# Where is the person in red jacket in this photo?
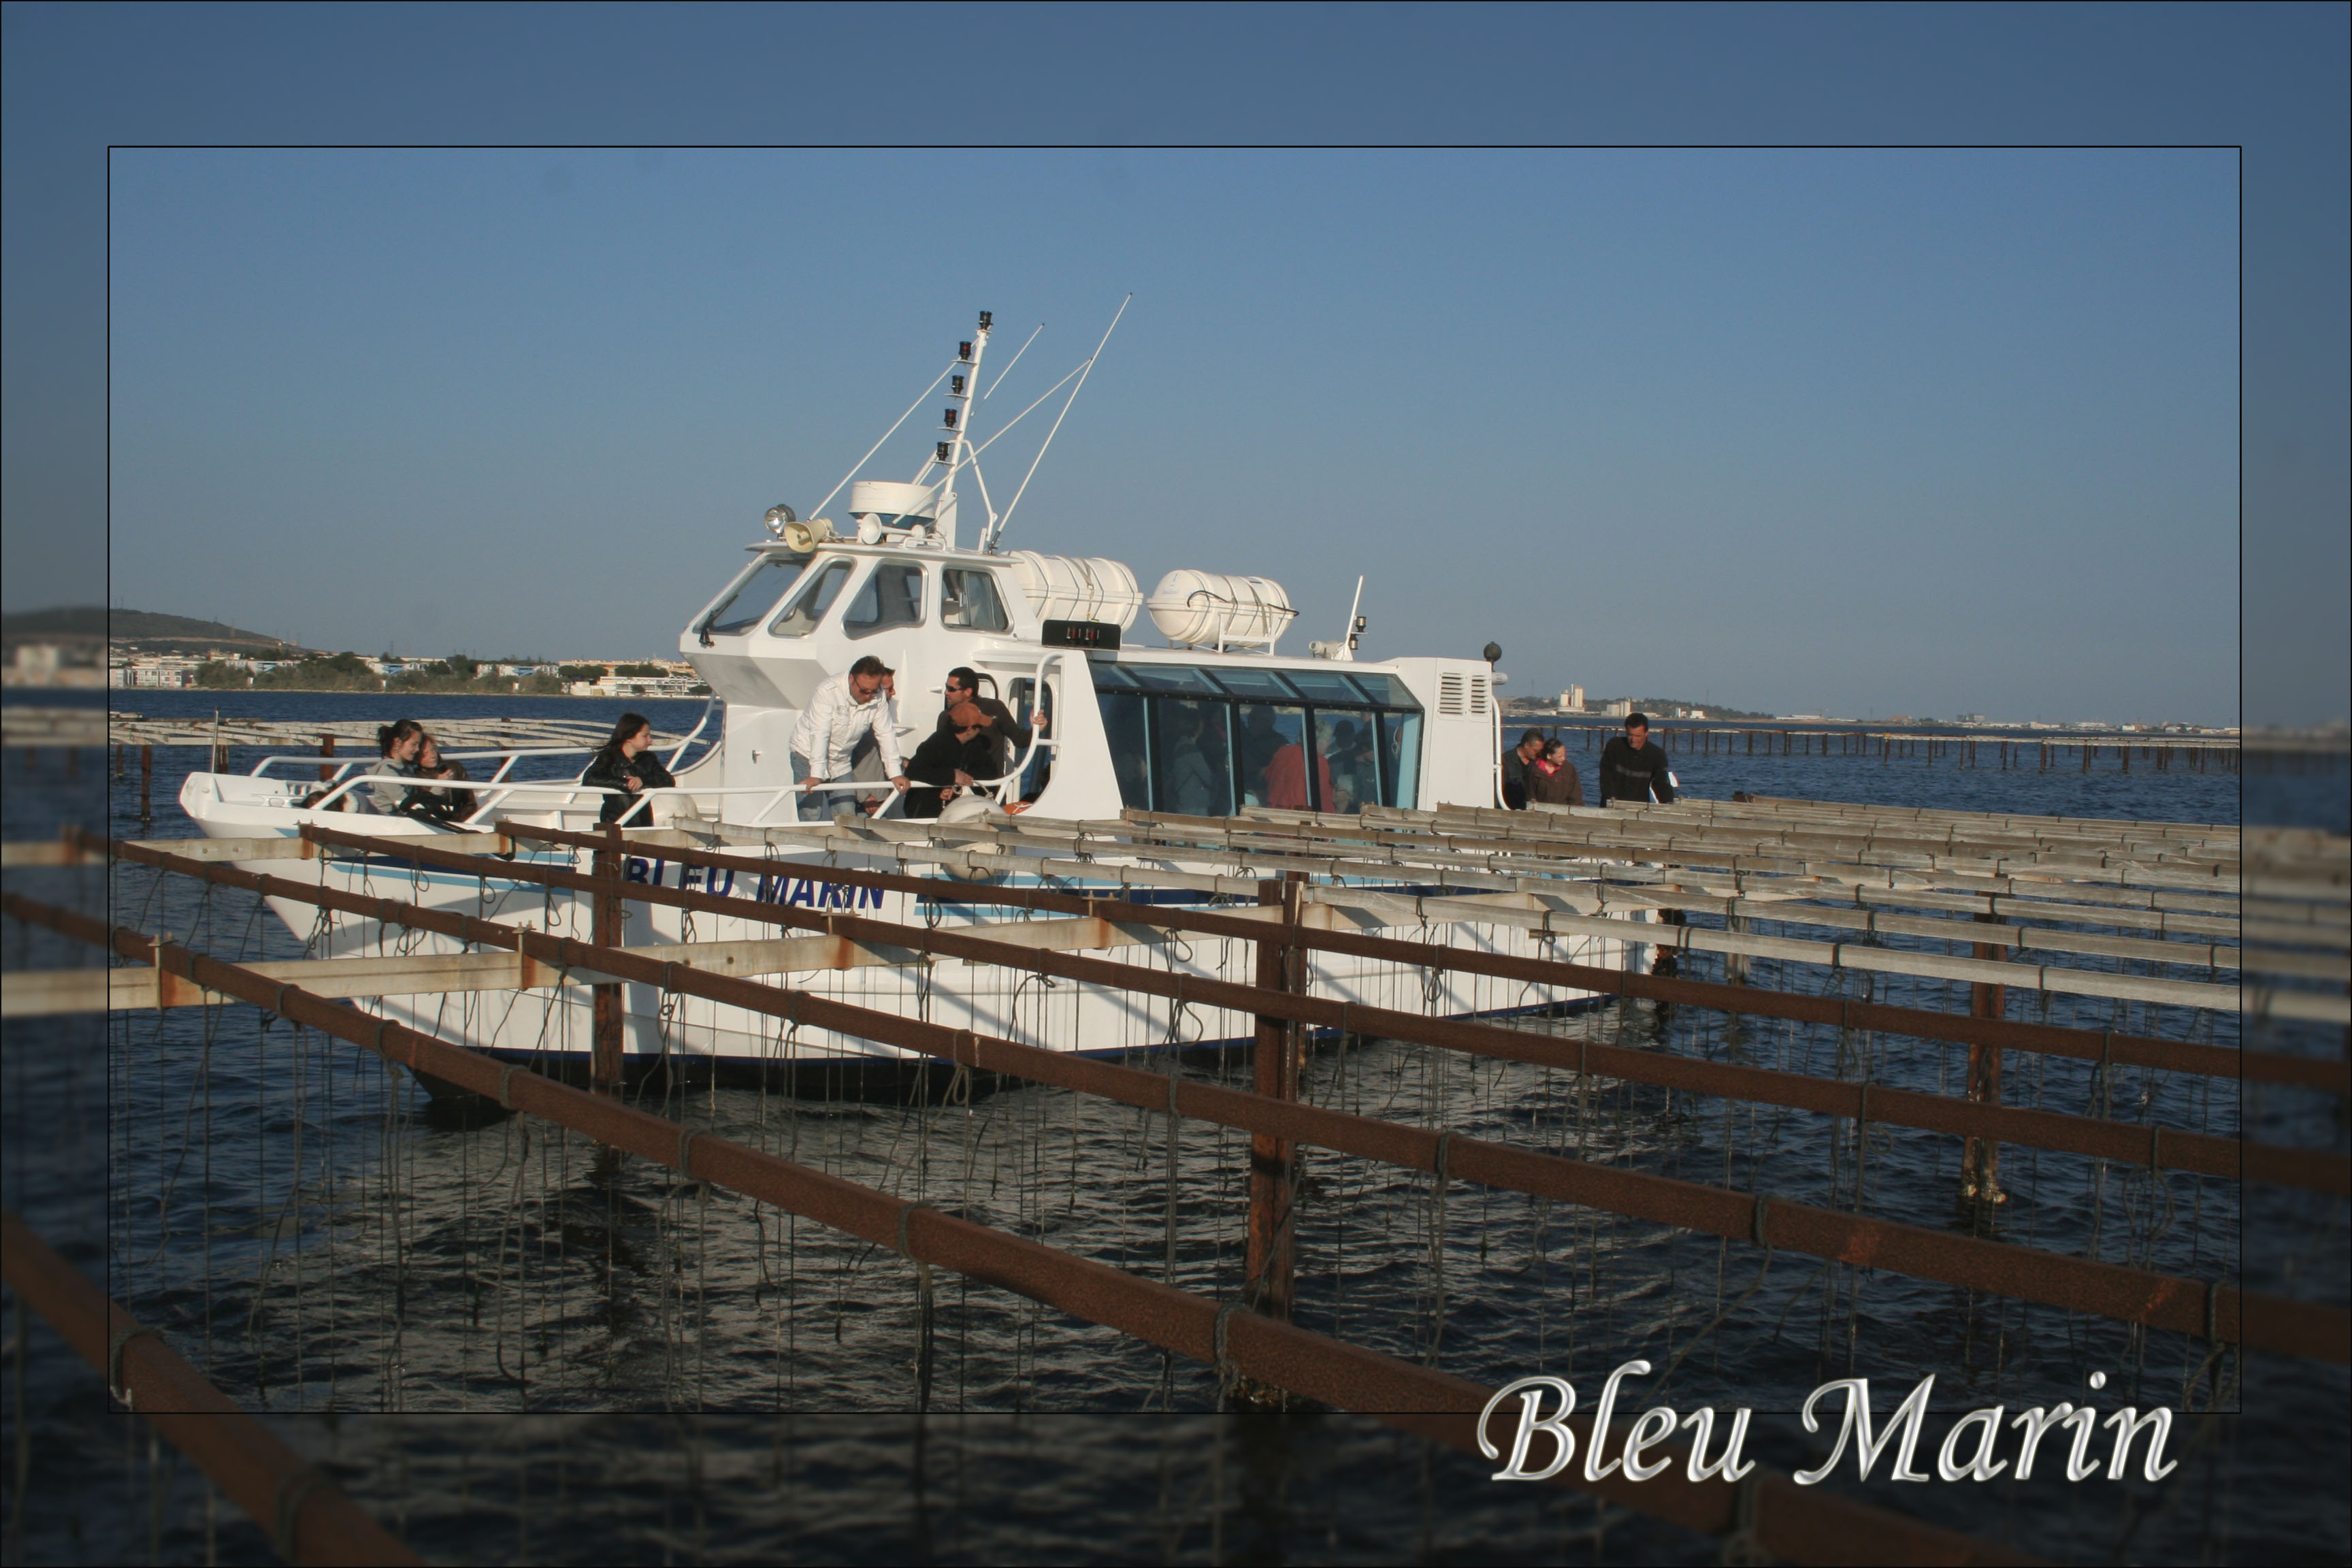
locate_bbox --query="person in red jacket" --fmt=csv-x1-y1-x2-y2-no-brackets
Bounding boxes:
1264,734,1335,811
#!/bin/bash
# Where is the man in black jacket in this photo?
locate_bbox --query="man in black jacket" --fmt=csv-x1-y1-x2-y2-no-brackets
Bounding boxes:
1598,713,1674,805
936,666,1043,780
1500,729,1546,809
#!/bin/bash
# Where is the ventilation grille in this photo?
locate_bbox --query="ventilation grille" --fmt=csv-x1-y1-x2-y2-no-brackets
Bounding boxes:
1438,674,1465,716
1468,675,1488,715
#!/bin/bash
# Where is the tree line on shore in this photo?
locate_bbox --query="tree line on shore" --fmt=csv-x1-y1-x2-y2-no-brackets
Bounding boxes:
190,652,685,695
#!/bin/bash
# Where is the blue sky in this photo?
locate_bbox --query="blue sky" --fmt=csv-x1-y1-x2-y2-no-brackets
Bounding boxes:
7,4,2347,724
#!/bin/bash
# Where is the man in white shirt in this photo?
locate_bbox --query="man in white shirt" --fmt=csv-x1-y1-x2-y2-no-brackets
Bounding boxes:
790,655,910,819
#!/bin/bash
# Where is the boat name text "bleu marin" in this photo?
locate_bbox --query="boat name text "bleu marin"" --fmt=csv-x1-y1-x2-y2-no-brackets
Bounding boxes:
622,858,887,911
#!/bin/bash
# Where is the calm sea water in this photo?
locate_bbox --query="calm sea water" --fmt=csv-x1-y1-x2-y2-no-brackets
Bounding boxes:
2,691,2345,1564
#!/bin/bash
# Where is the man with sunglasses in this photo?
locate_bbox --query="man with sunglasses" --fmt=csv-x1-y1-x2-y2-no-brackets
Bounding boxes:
936,665,1046,785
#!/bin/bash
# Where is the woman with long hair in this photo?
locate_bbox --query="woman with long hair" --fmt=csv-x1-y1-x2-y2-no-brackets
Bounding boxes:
358,719,425,813
402,730,476,823
581,712,676,824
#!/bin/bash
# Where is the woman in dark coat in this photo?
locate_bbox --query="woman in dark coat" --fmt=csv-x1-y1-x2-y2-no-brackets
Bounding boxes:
581,712,676,823
401,730,477,823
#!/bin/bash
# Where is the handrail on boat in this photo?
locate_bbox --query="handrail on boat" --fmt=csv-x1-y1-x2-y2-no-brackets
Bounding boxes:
958,651,1067,799
247,744,592,780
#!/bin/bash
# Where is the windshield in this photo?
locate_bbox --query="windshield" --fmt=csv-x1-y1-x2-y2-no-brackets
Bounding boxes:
700,554,808,638
768,559,853,638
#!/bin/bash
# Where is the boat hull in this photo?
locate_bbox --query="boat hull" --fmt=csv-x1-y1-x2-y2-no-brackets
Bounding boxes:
180,771,1633,1085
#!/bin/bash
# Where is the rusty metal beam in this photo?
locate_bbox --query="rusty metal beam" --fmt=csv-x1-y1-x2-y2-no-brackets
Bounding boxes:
17,884,2342,1365
265,828,2347,1196
1,1207,420,1567
489,822,2343,1096
0,910,2035,1566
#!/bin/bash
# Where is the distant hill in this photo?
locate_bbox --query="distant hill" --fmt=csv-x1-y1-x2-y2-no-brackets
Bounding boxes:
2,606,309,653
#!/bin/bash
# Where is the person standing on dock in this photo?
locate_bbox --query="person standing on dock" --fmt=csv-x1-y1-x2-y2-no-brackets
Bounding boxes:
1599,713,1675,805
791,655,909,819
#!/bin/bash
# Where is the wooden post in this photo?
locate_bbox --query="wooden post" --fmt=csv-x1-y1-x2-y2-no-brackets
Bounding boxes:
318,733,336,783
138,744,153,822
1245,872,1304,1324
115,743,125,779
1963,911,2008,1205
590,823,626,1092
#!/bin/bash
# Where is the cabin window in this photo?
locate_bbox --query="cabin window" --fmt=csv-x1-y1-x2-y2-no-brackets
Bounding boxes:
1150,698,1235,817
1130,664,1223,695
1346,672,1412,704
1379,710,1424,808
941,569,1011,632
1235,703,1312,808
768,559,853,638
1090,662,1425,814
1098,691,1152,808
1313,710,1380,813
1283,668,1369,705
1206,666,1298,700
843,564,927,638
702,554,808,638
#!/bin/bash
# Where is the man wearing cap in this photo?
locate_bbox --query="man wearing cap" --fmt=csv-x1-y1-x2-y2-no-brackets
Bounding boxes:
1598,713,1675,805
791,655,909,819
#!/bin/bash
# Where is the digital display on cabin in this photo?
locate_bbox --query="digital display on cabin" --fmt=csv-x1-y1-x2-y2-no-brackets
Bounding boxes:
1041,619,1122,651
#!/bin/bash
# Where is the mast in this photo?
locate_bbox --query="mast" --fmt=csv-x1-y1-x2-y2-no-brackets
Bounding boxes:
919,310,992,549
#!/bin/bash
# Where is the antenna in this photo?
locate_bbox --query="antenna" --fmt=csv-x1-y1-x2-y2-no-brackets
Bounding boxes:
982,294,1130,554
983,323,1043,398
805,361,959,523
1311,575,1368,662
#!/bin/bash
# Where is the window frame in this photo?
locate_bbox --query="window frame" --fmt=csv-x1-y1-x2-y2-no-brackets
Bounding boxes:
698,552,811,639
1090,662,1426,815
940,568,1013,634
765,557,855,639
841,561,929,640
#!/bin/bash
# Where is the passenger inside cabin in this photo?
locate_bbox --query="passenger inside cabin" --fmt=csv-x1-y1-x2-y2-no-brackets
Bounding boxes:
1238,708,1284,802
357,719,425,813
1318,716,1377,813
1104,694,1151,806
1160,704,1220,815
902,701,997,819
1263,728,1334,812
583,711,678,823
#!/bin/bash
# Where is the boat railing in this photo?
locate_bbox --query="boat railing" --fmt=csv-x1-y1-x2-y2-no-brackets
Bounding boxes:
960,651,1068,799
244,704,721,786
248,745,593,784
268,771,908,829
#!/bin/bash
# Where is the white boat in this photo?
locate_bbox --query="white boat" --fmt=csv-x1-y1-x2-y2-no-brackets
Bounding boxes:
178,309,1627,1083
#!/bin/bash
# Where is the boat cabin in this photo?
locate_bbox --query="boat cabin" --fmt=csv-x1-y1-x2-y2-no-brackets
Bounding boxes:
679,539,1499,823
